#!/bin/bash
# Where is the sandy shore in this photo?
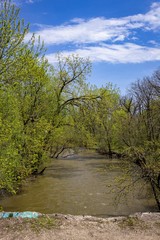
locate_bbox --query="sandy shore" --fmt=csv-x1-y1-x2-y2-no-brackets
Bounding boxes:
0,212,160,240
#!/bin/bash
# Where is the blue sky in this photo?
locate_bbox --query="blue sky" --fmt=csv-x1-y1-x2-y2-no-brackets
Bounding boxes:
13,0,160,94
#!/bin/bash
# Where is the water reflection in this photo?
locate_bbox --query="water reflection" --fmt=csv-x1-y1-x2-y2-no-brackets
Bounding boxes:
0,150,157,216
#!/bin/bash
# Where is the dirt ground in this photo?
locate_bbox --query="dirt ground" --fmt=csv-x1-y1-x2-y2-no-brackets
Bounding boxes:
0,212,160,240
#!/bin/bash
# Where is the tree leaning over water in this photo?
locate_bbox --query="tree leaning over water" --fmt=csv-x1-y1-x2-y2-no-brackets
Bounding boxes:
0,0,100,193
0,0,49,192
118,74,160,210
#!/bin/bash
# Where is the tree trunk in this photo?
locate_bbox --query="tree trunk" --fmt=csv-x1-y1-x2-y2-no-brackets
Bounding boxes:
150,178,160,211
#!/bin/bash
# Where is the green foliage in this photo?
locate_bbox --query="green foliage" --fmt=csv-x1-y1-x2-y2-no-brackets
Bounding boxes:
0,0,160,214
0,1,100,194
28,216,59,232
0,86,25,193
118,217,147,230
76,85,122,154
0,0,29,82
0,1,49,192
119,77,160,210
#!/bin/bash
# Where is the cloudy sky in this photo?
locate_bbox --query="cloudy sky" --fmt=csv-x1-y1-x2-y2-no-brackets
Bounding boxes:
14,0,160,93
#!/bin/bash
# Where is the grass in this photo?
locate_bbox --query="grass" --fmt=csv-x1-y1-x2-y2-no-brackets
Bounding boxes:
0,215,60,234
118,216,148,230
25,216,60,233
154,221,160,229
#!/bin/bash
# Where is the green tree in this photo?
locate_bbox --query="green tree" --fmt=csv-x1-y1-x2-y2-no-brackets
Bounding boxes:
77,85,122,156
44,54,98,157
119,76,160,210
0,86,24,193
0,0,49,192
0,0,29,82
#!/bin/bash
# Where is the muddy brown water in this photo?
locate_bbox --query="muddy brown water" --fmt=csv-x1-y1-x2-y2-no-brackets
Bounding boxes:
0,150,157,216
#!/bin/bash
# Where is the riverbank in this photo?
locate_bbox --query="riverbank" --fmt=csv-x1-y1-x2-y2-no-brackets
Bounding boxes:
0,212,160,240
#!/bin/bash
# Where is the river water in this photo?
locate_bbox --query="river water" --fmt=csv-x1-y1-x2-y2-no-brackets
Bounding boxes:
0,150,157,216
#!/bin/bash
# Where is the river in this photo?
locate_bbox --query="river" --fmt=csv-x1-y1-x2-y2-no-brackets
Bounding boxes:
0,150,157,216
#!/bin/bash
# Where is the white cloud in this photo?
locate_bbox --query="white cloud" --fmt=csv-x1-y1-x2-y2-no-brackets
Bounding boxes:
26,2,160,45
46,43,160,64
26,17,130,44
148,40,159,46
23,2,160,64
13,0,38,5
26,0,34,3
